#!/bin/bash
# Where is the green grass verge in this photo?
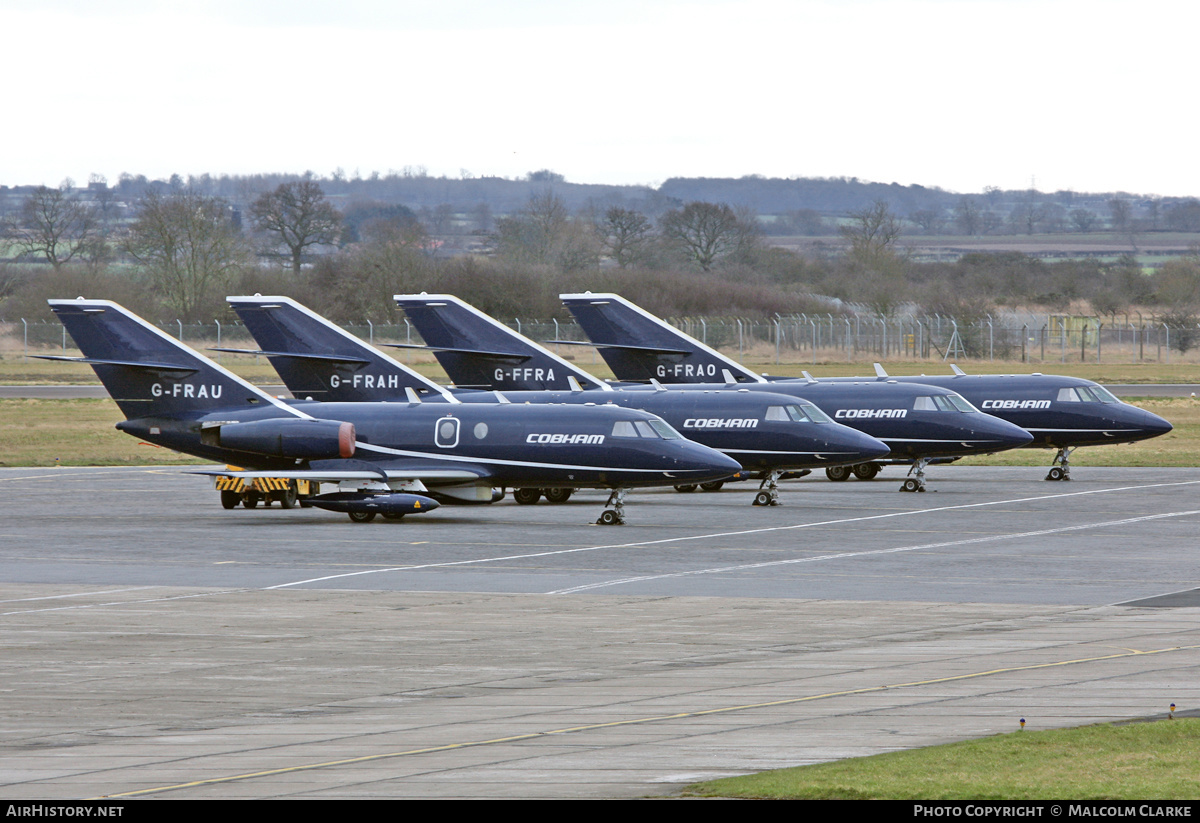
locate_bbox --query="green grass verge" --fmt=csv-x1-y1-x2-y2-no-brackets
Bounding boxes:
0,399,206,467
682,719,1200,799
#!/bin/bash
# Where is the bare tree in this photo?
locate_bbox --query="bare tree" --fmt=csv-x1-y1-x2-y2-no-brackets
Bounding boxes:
124,190,248,322
1070,209,1098,233
599,207,652,268
1108,198,1132,233
491,191,597,270
250,180,342,274
908,208,943,234
840,200,901,266
3,181,101,268
659,201,756,272
954,197,981,235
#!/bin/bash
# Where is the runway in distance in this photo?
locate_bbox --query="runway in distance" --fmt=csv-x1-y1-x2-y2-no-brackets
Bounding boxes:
227,295,891,507
559,293,1173,482
43,299,743,524
392,293,1034,493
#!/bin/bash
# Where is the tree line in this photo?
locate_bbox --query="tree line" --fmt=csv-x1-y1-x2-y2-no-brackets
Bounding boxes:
3,179,1200,349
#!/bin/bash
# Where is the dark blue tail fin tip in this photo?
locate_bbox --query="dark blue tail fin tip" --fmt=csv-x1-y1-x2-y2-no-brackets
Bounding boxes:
227,295,451,402
560,292,762,384
393,293,609,391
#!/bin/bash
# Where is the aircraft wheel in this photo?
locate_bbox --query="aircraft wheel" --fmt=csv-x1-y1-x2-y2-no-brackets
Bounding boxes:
826,466,851,482
278,481,298,509
1046,467,1065,481
754,491,772,507
242,493,260,509
513,488,542,505
220,490,240,510
598,509,620,525
543,488,573,504
852,463,880,481
700,481,724,492
674,485,697,493
382,513,405,521
348,511,376,523
901,479,920,493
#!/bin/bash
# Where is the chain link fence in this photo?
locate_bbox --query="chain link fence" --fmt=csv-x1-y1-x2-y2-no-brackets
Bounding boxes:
1,313,1194,366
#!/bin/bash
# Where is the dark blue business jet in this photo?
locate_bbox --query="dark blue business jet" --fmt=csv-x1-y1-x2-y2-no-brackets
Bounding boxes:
225,295,890,508
391,294,1034,493
43,299,742,525
559,293,1172,482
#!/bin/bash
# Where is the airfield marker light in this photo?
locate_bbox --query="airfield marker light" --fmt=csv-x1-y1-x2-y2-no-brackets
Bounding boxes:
1170,703,1176,719
1019,718,1026,730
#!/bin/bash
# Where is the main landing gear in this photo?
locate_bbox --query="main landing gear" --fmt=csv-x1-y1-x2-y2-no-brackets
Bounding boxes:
511,489,576,503
597,488,628,525
900,458,930,493
753,470,783,507
826,463,881,482
1046,447,1075,481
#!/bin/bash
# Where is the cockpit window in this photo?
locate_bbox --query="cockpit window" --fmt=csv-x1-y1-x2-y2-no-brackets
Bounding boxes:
800,401,834,423
1057,388,1081,402
613,419,682,439
915,395,974,412
1079,385,1119,404
767,404,823,423
648,419,683,440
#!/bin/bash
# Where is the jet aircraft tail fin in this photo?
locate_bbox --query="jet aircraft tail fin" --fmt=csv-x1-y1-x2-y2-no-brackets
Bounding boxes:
392,293,611,392
46,299,289,420
559,292,766,384
227,295,457,403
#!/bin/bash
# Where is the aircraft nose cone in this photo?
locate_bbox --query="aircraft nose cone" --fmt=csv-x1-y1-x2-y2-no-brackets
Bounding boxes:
845,429,891,462
984,417,1035,449
1137,408,1173,438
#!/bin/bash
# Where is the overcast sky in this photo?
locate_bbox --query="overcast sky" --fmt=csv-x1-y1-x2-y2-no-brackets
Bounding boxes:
3,0,1195,196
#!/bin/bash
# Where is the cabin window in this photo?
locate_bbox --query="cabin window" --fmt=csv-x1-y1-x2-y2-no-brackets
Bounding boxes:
611,421,638,438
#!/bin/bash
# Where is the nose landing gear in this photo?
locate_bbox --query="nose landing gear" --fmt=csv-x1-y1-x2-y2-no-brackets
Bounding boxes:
1046,447,1074,481
900,458,930,493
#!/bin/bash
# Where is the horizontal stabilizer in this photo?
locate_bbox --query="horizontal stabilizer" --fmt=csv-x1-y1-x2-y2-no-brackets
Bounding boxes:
379,342,531,363
208,347,372,365
33,355,198,375
545,340,692,356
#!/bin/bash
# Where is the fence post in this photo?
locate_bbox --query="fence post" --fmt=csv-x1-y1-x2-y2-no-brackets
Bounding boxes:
214,319,221,362
22,318,27,362
774,318,781,365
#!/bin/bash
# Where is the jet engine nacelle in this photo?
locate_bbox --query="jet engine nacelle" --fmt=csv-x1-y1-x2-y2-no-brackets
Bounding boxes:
216,418,356,459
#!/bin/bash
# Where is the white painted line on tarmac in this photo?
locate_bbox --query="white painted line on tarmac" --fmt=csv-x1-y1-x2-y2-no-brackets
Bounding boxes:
548,509,1200,594
266,479,1200,590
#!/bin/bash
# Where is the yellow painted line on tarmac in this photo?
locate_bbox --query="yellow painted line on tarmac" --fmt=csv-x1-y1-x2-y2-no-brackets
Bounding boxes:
96,641,1199,799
